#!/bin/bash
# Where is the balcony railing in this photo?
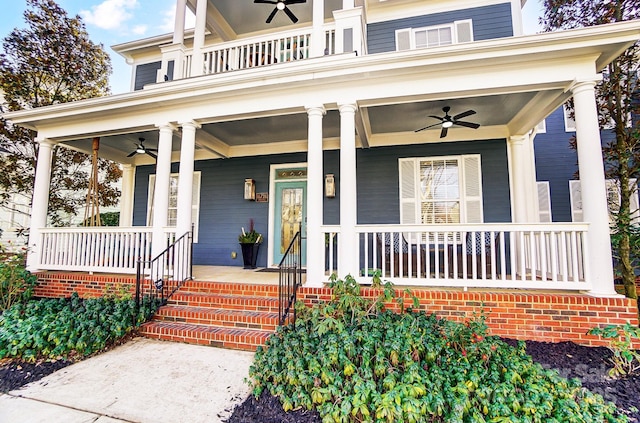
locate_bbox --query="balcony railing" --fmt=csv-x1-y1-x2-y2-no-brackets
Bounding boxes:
183,25,336,77
322,223,591,290
38,227,175,274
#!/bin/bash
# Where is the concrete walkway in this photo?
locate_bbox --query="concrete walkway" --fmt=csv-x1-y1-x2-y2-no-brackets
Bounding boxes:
0,337,255,423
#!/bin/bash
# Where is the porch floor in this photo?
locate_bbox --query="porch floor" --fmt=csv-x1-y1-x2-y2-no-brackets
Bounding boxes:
192,265,281,284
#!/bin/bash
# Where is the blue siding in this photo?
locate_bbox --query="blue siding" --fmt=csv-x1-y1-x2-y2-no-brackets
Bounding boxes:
357,139,511,224
133,140,510,266
367,3,513,54
534,108,616,222
134,62,161,91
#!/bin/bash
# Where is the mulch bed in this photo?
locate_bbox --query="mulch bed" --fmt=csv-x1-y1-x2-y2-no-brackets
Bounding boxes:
1,339,638,422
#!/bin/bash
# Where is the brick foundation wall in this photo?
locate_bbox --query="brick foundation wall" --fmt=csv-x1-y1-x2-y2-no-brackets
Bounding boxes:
299,287,639,348
34,272,136,298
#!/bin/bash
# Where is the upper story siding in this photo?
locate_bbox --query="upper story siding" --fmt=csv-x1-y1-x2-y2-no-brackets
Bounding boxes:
367,3,514,54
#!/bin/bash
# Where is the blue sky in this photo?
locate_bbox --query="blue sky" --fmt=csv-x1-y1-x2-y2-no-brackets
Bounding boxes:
0,0,543,95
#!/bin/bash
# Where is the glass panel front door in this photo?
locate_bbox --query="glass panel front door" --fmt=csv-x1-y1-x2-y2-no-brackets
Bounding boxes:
273,181,307,265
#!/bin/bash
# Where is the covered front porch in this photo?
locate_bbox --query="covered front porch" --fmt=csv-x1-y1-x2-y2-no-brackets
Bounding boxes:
6,22,640,299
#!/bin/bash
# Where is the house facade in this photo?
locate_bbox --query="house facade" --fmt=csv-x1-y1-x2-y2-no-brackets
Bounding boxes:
4,0,640,306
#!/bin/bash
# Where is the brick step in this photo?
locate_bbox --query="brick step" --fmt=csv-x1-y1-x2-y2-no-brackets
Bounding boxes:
139,321,272,352
169,291,280,312
155,305,279,331
178,280,280,296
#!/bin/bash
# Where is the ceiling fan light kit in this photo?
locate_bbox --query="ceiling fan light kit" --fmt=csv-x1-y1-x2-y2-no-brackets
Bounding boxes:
414,106,480,138
254,0,306,24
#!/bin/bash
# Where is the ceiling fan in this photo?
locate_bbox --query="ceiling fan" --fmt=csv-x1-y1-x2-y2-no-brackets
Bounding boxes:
127,138,157,159
254,0,306,24
415,106,480,138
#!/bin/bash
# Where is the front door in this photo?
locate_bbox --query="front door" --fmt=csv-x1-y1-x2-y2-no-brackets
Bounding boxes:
273,181,307,266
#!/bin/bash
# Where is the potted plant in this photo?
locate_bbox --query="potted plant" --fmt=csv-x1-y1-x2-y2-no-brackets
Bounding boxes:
238,219,263,269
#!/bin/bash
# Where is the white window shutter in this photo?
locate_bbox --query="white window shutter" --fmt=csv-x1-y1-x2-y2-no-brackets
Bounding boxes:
462,155,483,223
630,179,639,224
399,158,418,224
569,180,583,222
537,181,552,222
395,28,412,51
454,20,473,43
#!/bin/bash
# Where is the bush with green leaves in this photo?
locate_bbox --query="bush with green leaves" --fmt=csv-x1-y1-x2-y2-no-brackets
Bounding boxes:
0,292,160,362
0,247,37,312
588,323,640,378
250,275,624,423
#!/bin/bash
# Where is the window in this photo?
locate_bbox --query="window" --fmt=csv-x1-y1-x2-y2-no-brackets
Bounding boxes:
8,194,29,230
396,20,473,51
536,119,546,134
400,155,483,225
569,179,639,226
147,172,201,241
563,104,576,132
537,181,552,222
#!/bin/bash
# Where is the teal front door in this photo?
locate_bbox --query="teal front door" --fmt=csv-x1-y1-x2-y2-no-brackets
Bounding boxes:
273,181,307,266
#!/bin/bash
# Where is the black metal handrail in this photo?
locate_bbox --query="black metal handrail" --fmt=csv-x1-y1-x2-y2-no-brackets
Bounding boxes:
278,231,303,326
135,230,193,313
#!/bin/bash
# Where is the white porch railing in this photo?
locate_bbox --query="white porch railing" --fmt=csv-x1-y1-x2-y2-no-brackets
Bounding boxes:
322,223,592,290
184,25,336,76
38,227,172,274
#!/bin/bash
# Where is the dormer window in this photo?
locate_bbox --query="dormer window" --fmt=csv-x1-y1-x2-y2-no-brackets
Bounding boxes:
395,20,474,51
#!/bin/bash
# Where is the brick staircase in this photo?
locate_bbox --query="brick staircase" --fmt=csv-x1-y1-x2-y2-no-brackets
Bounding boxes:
139,280,281,351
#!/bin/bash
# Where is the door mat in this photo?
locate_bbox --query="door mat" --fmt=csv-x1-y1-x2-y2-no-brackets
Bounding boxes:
256,267,306,273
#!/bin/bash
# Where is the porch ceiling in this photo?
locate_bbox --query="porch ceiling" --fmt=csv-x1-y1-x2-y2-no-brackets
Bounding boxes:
55,89,545,165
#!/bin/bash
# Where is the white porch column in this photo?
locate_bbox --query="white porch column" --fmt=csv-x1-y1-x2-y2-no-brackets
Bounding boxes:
190,0,207,77
176,121,198,238
572,80,617,296
338,102,358,278
173,0,187,45
509,135,527,223
26,139,54,270
305,105,326,286
119,164,135,227
310,0,325,57
152,124,176,258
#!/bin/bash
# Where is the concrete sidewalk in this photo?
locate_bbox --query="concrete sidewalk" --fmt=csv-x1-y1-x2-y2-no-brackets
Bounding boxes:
0,337,255,423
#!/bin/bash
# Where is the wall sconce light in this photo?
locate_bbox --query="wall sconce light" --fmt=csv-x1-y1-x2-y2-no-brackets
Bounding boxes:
244,178,256,200
325,174,335,198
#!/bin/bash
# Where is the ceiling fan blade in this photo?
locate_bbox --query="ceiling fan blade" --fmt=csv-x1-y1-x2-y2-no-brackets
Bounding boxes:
285,0,307,3
440,126,449,138
453,109,476,120
283,6,298,23
428,115,444,121
146,148,158,152
254,0,277,4
126,151,137,158
265,7,278,23
454,120,480,129
414,122,441,132
146,151,158,160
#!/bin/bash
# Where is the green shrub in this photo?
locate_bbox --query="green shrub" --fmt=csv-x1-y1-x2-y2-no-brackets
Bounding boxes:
0,292,160,362
588,323,640,378
250,276,624,423
0,248,37,312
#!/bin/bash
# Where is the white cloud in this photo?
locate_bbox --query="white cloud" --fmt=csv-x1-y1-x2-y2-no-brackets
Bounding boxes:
160,5,196,34
80,0,139,31
131,24,148,35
